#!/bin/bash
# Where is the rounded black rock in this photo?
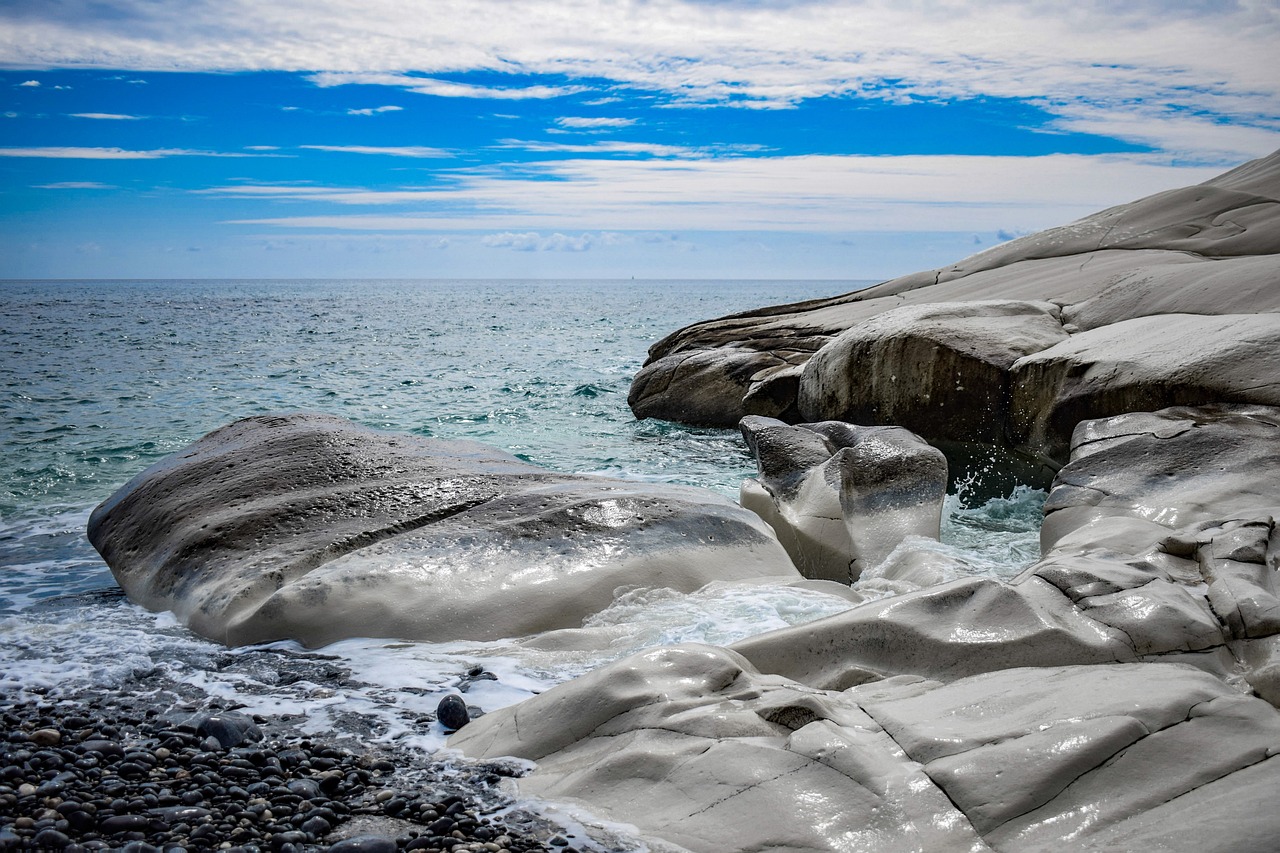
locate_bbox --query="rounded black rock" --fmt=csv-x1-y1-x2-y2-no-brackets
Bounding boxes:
436,695,470,731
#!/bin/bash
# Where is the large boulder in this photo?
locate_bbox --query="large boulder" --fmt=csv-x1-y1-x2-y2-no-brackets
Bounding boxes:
738,416,948,584
797,300,1068,445
87,413,801,647
1008,316,1280,462
628,149,1280,467
452,644,1280,853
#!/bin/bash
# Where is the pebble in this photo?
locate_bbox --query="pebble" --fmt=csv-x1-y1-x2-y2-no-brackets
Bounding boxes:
436,695,471,732
0,695,565,852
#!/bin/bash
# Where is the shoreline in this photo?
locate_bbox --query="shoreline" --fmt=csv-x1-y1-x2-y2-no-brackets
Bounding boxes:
0,683,585,853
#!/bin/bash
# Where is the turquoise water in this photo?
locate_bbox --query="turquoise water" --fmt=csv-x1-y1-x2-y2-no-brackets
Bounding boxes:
0,278,1043,755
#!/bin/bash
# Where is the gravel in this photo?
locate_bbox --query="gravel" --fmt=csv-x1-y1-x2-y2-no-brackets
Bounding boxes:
0,693,579,853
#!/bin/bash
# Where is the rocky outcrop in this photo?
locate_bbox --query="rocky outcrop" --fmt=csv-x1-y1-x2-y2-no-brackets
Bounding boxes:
738,416,947,584
797,300,1068,447
453,403,1280,852
628,149,1280,469
87,413,802,647
453,645,1280,853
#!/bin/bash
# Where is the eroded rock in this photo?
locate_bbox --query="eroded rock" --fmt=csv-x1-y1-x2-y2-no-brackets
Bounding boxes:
738,416,948,584
452,644,1280,853
798,300,1068,446
87,413,801,647
629,149,1280,468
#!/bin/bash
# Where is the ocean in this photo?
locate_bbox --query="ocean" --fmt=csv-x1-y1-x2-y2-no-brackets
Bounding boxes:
0,278,1044,760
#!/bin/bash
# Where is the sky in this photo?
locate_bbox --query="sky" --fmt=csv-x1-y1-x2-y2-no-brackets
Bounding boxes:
1,0,1278,280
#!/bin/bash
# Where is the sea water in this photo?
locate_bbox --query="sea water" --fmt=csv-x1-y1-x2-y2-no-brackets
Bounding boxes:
0,278,1045,756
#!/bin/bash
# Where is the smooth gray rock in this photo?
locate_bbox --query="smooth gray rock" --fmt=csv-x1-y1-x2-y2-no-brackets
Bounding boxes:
730,575,1133,690
1040,404,1280,552
87,413,801,647
451,644,989,853
1008,315,1280,462
798,300,1068,445
628,149,1280,466
738,416,948,583
452,644,1280,853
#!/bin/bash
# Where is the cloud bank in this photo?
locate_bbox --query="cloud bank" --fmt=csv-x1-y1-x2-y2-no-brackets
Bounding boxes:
2,0,1277,160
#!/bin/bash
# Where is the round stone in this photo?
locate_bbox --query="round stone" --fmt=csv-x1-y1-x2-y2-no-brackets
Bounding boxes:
436,695,470,732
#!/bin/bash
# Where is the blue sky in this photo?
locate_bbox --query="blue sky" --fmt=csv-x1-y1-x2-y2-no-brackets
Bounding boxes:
2,0,1278,279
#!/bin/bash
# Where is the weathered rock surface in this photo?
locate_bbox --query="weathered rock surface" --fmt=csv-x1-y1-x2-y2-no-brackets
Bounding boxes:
87,413,801,647
453,645,1280,853
738,416,947,584
628,149,1280,468
1040,404,1280,551
797,300,1068,445
452,403,1280,852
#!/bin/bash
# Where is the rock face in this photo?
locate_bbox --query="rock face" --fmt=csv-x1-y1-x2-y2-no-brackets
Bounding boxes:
454,403,1280,852
453,646,1280,853
738,416,948,583
87,413,801,647
628,149,1280,469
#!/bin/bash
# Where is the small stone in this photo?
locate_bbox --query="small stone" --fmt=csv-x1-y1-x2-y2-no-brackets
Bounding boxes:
33,827,72,848
326,836,398,853
301,815,331,835
192,712,262,750
436,695,470,732
30,728,62,746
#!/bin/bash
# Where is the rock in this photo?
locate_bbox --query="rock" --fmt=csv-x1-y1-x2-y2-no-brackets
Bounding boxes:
798,300,1068,446
629,149,1280,468
87,413,800,647
453,643,1280,853
436,695,470,732
28,728,61,746
730,575,1132,690
1040,404,1280,552
452,644,988,853
1008,314,1280,461
738,416,948,583
192,712,262,750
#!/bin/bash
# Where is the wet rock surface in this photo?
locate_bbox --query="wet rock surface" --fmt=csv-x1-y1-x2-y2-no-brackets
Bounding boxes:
453,401,1280,852
87,412,799,648
738,416,947,583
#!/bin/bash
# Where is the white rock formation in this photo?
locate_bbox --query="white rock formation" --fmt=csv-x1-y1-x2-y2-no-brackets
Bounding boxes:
452,645,1280,853
628,149,1280,471
452,403,1280,852
738,416,948,584
87,413,802,647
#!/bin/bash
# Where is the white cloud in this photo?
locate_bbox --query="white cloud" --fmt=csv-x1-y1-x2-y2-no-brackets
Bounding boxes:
310,72,585,100
18,80,40,87
346,104,403,115
0,146,272,159
35,181,118,189
556,116,636,129
299,144,450,157
481,231,623,251
9,2,1274,161
498,139,700,158
70,112,142,120
224,151,1230,233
